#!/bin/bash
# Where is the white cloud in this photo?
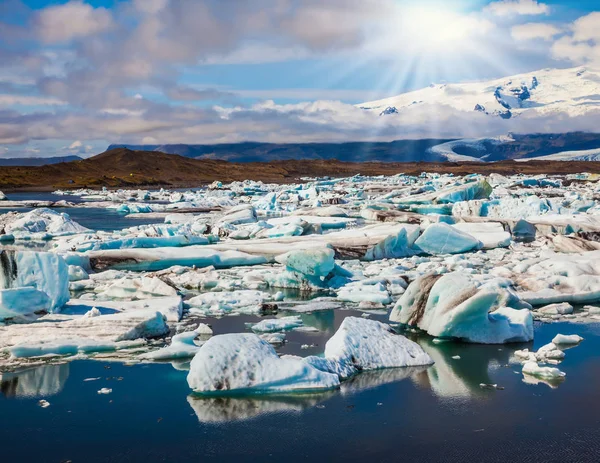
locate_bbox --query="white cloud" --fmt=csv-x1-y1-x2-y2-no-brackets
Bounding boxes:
511,23,562,41
486,0,550,17
0,94,66,106
68,140,82,150
551,12,600,66
36,1,114,44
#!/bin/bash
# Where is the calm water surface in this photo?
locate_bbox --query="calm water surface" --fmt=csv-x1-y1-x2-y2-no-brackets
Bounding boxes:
2,193,600,462
1,310,599,463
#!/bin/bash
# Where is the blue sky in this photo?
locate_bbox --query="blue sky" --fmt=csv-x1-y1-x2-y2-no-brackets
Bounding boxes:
0,0,599,157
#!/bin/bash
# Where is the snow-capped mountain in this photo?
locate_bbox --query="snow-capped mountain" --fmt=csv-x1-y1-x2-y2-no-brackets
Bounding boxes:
359,67,600,120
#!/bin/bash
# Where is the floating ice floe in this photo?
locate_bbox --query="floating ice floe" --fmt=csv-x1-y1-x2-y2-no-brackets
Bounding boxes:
522,362,566,380
1,309,169,361
390,273,533,344
250,316,303,333
305,317,433,379
187,334,340,394
552,334,584,345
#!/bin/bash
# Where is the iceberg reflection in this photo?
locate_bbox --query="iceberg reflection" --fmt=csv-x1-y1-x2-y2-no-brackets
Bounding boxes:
0,363,69,398
188,391,335,423
411,337,522,399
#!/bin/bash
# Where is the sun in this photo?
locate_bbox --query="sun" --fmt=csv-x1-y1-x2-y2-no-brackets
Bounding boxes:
392,5,494,53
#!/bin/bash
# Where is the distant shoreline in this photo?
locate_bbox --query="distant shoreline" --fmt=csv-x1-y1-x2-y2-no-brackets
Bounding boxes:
1,148,600,192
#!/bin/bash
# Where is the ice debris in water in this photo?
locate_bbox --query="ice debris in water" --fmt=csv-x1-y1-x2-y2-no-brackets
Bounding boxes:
139,324,212,361
38,400,51,408
97,388,112,395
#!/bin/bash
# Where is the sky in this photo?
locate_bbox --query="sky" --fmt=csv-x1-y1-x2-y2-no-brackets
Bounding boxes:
0,0,599,158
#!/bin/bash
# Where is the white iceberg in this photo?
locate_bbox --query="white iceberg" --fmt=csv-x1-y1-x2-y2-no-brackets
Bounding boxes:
0,250,69,320
391,273,533,344
187,334,340,394
275,248,335,277
414,223,481,255
306,317,433,379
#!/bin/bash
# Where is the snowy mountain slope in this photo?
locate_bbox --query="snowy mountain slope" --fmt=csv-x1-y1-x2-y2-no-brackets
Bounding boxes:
359,67,600,120
425,133,600,162
516,148,600,162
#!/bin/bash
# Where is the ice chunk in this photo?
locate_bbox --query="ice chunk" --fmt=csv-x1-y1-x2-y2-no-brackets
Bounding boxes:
64,296,183,322
536,303,573,315
187,290,269,316
217,205,257,226
0,288,51,321
98,277,178,300
2,208,89,237
187,334,340,394
414,223,481,255
250,316,303,333
275,248,335,277
0,250,69,315
68,265,89,282
139,325,210,361
5,311,169,359
308,317,433,378
451,222,511,249
86,247,268,272
522,361,566,380
552,334,584,345
391,273,533,344
336,280,392,305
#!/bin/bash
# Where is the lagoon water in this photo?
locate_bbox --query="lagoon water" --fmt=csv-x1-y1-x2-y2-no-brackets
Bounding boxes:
1,311,599,463
2,192,600,462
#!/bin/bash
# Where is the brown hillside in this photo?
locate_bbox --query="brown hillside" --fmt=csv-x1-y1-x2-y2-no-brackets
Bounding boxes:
2,148,600,191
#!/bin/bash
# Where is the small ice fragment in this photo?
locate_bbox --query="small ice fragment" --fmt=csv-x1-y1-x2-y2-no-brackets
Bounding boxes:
522,361,566,380
38,400,50,408
84,377,101,382
452,355,461,360
552,334,583,345
97,388,113,395
479,383,498,389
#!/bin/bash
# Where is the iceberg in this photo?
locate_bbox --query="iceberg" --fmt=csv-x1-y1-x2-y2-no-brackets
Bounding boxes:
275,248,335,277
391,273,533,344
414,223,481,255
0,250,69,318
451,222,511,249
187,334,340,394
306,317,433,379
1,208,89,238
2,310,169,360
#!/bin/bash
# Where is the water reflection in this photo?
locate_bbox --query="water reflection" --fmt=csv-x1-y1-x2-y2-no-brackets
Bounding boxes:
0,364,69,398
410,336,528,399
187,366,430,423
340,366,428,395
188,391,336,423
521,374,564,389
